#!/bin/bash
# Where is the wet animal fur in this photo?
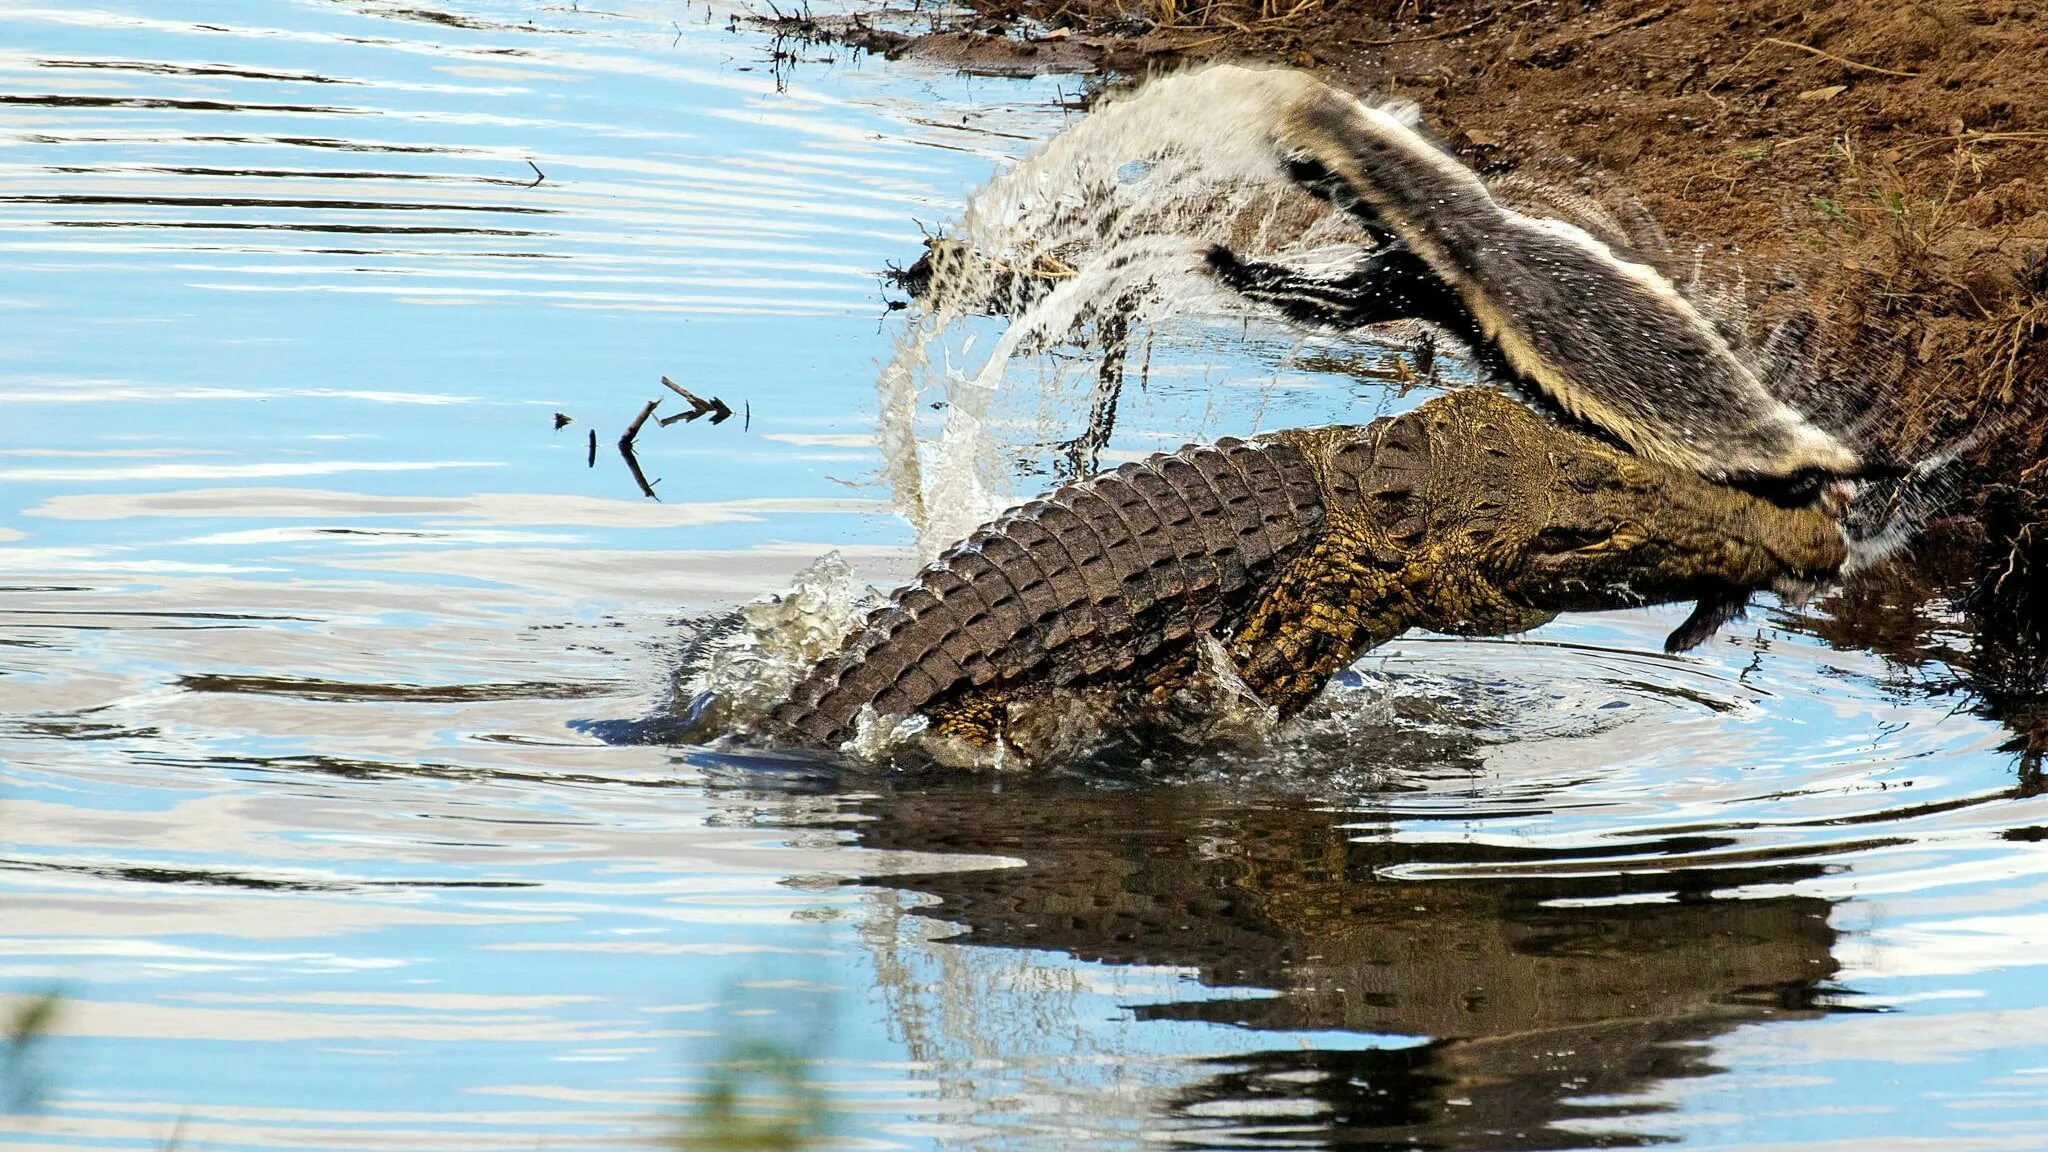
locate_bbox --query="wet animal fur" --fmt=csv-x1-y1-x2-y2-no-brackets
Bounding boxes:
1222,66,1866,491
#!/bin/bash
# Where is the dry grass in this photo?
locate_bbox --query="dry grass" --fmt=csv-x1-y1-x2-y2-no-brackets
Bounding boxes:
1984,268,2048,410
1131,0,1321,32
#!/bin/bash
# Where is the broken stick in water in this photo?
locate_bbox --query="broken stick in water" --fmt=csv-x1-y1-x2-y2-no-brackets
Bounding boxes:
619,399,661,499
658,376,733,425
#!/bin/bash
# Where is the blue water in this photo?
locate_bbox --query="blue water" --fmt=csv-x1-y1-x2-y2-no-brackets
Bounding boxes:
4,2,2048,1149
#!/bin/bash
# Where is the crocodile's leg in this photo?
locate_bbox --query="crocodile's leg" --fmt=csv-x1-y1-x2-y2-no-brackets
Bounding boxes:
1224,534,1415,716
1222,542,1559,717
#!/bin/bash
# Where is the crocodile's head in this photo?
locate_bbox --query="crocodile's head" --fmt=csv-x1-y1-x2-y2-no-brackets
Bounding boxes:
1450,392,1851,648
1296,389,1850,646
1509,429,1847,610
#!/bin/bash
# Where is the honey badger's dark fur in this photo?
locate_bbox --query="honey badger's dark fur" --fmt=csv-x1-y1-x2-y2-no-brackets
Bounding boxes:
1209,66,1867,494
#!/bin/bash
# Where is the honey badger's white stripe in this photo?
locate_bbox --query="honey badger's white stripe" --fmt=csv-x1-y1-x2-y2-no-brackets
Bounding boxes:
1221,65,1858,483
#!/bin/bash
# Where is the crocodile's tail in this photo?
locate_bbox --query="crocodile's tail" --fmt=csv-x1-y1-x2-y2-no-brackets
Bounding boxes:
758,438,1328,749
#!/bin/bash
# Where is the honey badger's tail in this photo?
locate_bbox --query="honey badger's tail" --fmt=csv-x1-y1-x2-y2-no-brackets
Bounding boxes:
1219,64,1866,488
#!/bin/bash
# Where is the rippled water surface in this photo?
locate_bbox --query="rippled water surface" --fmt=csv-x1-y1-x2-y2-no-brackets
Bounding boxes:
5,3,2048,1149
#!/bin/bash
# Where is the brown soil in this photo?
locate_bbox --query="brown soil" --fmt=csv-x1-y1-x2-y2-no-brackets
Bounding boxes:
788,0,2048,742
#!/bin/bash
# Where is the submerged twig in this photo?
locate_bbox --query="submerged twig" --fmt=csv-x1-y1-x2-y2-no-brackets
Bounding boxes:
621,398,659,442
657,376,733,425
619,399,661,499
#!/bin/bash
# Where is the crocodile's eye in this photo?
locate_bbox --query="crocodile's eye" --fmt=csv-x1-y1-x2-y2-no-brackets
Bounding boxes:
1533,522,1647,557
1532,525,1615,554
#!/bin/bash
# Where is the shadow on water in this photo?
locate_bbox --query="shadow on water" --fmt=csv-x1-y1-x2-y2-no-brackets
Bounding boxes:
829,774,1846,1150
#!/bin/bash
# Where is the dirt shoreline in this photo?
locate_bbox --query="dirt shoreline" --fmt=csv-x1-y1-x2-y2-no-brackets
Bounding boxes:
782,0,2048,741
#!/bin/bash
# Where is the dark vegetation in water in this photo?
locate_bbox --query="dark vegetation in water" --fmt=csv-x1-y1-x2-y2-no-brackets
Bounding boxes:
772,0,2048,758
672,1039,835,1151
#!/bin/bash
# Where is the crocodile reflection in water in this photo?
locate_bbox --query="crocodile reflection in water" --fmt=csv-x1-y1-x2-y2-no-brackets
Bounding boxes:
851,777,1842,1149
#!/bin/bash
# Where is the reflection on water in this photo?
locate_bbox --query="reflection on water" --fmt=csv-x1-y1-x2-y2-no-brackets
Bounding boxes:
4,1,2048,1150
857,778,1839,1149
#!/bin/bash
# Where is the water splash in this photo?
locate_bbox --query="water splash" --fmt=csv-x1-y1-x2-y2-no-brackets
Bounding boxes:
877,64,1365,553
677,553,881,735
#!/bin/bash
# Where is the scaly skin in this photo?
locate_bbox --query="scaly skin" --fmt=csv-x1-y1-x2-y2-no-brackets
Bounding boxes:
759,390,1846,751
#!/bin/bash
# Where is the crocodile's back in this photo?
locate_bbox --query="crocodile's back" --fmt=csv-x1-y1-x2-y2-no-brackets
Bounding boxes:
762,438,1328,748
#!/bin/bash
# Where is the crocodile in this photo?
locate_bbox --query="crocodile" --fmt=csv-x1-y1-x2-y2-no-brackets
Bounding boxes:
757,389,1847,753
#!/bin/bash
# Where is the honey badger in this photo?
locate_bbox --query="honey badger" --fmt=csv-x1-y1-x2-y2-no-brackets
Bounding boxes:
1204,66,1875,498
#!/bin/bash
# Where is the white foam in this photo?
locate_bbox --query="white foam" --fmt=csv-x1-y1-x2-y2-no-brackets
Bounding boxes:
875,64,1368,556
